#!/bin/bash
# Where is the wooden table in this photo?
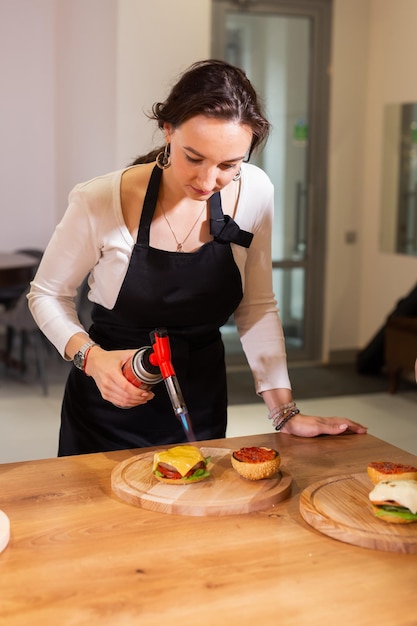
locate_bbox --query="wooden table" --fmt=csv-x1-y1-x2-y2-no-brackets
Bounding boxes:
1,431,417,625
0,252,39,288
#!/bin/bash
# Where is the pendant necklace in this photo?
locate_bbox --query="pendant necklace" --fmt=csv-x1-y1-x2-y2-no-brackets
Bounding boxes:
159,199,207,252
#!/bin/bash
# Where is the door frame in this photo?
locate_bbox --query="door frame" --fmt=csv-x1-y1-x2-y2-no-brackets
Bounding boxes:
211,0,332,362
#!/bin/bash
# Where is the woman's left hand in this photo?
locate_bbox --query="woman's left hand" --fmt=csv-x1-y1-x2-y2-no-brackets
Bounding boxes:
278,412,368,437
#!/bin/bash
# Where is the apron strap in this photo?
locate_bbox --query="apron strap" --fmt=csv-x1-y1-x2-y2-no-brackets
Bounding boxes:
136,165,163,245
209,191,253,248
137,164,253,249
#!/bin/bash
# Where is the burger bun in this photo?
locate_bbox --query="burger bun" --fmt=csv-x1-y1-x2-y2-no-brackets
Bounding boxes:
367,461,417,485
231,447,281,480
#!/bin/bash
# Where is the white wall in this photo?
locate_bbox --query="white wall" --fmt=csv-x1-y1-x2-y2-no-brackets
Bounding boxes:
0,0,56,248
358,0,417,346
0,0,211,245
115,0,212,167
325,0,417,355
1,0,416,358
55,0,118,218
324,0,371,355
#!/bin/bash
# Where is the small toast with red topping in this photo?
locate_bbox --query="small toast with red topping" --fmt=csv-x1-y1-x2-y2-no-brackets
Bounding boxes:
231,446,280,480
367,461,417,485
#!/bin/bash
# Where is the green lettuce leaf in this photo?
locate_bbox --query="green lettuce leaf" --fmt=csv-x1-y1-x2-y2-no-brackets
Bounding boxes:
375,505,417,522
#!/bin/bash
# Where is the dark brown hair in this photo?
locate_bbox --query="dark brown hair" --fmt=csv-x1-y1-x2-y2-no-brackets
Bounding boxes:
131,59,270,165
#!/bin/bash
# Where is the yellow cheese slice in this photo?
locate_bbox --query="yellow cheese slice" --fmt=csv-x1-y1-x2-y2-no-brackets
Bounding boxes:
369,479,417,514
153,445,204,477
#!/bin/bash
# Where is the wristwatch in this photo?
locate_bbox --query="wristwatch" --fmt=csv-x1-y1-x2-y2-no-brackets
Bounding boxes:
73,341,97,371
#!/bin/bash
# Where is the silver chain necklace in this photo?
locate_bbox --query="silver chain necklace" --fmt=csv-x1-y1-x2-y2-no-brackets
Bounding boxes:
159,199,207,252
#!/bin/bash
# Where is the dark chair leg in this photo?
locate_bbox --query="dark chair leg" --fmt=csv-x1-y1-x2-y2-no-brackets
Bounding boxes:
3,327,48,395
33,330,48,396
387,367,400,394
5,326,14,362
5,326,20,369
20,330,28,372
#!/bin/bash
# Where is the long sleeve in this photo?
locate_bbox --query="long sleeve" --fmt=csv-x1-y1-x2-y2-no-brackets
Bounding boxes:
232,164,291,393
28,169,133,357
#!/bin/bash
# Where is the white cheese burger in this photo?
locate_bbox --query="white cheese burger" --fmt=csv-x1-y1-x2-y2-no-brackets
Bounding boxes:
152,445,210,484
368,479,417,524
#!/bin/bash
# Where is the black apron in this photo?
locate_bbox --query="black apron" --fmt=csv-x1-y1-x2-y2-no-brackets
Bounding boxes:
59,166,253,456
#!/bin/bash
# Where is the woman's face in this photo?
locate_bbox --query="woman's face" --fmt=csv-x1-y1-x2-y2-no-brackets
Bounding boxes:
164,115,253,200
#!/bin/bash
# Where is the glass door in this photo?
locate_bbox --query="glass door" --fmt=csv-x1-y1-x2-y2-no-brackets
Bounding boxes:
212,0,332,361
397,103,417,255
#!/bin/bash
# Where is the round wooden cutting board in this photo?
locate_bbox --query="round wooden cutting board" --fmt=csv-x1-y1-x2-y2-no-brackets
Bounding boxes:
299,473,417,553
0,510,10,554
111,446,292,516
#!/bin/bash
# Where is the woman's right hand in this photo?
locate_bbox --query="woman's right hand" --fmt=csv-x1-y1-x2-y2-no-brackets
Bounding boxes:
85,346,155,408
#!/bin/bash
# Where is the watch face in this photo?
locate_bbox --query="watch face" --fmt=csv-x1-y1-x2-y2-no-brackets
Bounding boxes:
73,341,95,370
74,351,84,370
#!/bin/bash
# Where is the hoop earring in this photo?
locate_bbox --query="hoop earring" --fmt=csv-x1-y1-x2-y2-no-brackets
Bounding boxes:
233,169,241,182
156,143,171,170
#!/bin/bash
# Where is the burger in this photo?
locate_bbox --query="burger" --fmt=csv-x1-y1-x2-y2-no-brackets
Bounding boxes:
367,461,417,485
231,446,280,480
368,479,417,524
152,445,210,484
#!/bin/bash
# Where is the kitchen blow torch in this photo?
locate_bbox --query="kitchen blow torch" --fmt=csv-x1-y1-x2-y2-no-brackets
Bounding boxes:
148,328,196,442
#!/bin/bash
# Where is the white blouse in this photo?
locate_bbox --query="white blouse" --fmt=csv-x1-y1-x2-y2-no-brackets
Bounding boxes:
28,162,291,393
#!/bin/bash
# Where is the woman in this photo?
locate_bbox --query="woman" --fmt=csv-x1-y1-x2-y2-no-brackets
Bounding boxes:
28,60,367,456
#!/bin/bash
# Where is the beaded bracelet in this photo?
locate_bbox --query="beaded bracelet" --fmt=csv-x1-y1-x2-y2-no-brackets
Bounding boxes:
268,402,298,430
274,408,300,432
268,401,296,423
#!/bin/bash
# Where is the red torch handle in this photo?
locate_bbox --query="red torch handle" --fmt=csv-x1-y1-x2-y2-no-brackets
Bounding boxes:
149,328,175,379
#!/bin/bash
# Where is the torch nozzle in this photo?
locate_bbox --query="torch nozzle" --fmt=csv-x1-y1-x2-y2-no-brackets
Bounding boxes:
149,328,195,442
163,375,195,442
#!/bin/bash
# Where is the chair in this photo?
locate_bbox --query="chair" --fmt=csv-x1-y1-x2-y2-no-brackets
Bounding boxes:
0,287,48,395
15,248,44,272
0,248,48,393
384,315,417,393
0,249,43,308
0,269,93,396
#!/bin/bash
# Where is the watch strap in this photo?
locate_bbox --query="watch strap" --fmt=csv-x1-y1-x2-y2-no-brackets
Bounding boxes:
73,341,97,371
